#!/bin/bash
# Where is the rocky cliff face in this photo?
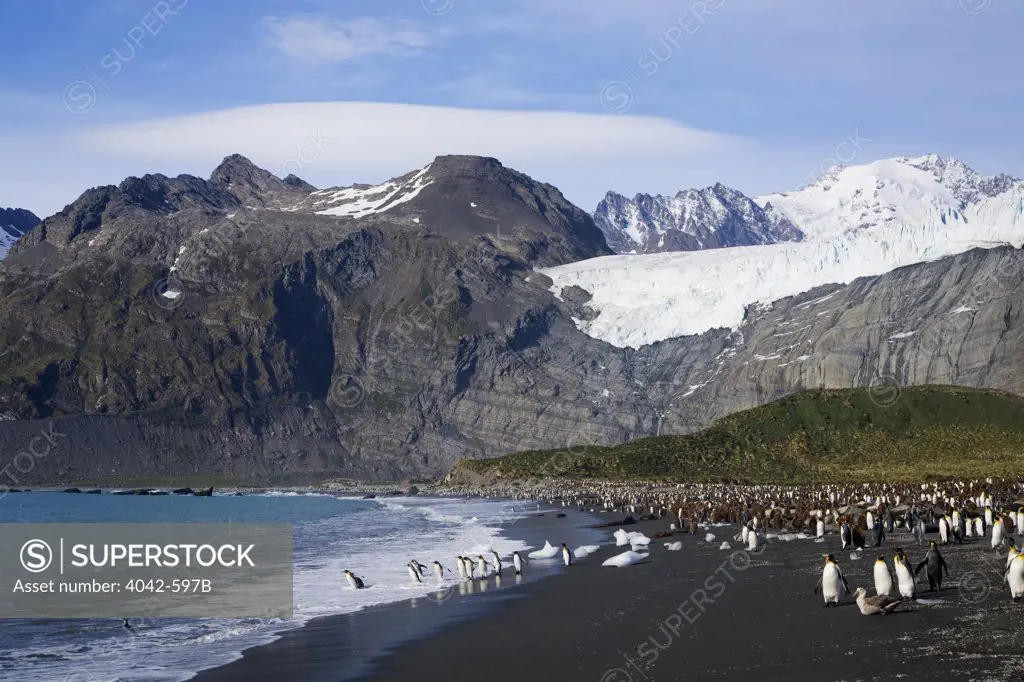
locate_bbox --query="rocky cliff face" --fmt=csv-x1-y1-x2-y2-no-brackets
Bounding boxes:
0,208,40,260
594,184,802,254
0,155,1019,484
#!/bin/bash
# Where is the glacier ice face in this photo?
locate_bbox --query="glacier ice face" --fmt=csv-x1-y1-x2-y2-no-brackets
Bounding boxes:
542,156,1024,348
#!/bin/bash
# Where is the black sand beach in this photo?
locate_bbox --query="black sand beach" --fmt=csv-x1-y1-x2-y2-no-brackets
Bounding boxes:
196,514,1024,682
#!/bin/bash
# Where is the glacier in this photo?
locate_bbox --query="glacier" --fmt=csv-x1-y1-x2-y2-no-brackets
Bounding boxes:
540,155,1024,348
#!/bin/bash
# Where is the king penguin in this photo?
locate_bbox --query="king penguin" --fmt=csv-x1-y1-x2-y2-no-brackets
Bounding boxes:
407,561,424,584
343,569,366,589
814,554,850,606
992,517,1005,550
432,561,449,583
513,551,525,575
939,515,950,545
840,522,851,551
914,541,949,592
873,554,894,597
561,543,572,567
893,549,916,599
491,550,502,578
476,555,491,578
1005,553,1024,601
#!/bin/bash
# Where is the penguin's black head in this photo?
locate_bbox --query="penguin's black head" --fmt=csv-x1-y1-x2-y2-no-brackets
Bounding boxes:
825,554,836,562
876,553,885,561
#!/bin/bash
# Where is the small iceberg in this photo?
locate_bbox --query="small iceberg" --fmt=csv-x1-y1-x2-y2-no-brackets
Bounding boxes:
664,541,682,551
719,542,732,550
574,545,601,559
705,533,716,543
916,598,945,605
602,551,649,567
528,541,561,560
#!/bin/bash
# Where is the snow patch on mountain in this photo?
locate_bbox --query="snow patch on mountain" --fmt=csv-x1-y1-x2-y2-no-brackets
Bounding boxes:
287,163,434,218
542,156,1024,348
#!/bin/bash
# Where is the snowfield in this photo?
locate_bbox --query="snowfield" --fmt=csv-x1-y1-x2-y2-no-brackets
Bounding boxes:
540,155,1024,348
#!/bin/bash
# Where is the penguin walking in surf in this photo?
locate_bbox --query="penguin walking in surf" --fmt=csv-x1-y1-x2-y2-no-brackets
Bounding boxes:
893,549,916,599
455,556,468,580
123,619,133,630
873,554,894,597
913,541,949,593
512,551,527,575
561,543,572,567
407,560,426,584
344,569,367,589
814,554,850,607
490,550,502,578
432,561,450,583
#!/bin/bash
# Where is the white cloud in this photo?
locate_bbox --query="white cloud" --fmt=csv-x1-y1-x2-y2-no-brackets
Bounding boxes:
70,102,743,197
261,16,438,64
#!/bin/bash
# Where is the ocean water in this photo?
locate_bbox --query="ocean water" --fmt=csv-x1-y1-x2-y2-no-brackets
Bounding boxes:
0,491,536,682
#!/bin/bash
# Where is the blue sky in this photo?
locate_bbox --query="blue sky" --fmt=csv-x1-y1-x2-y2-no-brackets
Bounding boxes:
2,0,1022,218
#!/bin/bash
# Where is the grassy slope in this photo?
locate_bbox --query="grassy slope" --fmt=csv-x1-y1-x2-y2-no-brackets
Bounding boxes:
456,386,1024,484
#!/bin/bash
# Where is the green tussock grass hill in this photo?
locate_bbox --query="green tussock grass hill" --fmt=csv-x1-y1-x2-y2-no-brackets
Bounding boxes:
453,386,1024,484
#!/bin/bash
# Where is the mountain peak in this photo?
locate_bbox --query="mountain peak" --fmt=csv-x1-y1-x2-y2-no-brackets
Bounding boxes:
209,153,315,207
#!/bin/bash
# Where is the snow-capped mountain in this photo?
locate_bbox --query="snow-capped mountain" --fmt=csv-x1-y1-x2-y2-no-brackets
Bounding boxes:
543,155,1024,348
0,208,40,260
594,184,802,254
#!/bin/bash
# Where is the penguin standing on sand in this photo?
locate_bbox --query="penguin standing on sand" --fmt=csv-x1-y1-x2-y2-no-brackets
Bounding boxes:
872,519,885,548
1007,539,1020,569
513,551,526,575
939,516,950,545
840,522,851,551
914,541,949,592
1005,553,1024,601
852,525,866,551
873,554,894,597
561,543,572,567
491,550,502,578
455,556,468,580
814,554,850,606
344,569,366,589
893,549,916,599
992,517,1005,550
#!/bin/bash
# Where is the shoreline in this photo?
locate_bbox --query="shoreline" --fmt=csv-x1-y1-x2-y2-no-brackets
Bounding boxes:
192,502,606,682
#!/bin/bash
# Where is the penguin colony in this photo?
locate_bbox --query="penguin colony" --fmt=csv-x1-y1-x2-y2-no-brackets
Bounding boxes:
343,477,1024,609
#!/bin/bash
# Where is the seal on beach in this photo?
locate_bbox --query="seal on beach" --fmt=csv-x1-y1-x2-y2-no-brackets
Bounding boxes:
561,543,572,567
814,554,850,606
344,569,366,589
913,541,948,592
893,549,916,599
1005,553,1024,601
873,554,894,597
853,587,903,615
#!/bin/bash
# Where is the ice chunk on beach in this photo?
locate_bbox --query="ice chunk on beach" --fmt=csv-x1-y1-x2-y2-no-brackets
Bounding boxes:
628,533,651,546
528,541,561,560
719,542,732,550
602,551,649,567
574,544,601,559
705,533,716,543
613,529,630,546
664,541,682,551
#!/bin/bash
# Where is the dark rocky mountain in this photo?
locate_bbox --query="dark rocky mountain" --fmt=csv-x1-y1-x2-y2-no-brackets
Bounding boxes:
0,208,41,260
593,184,802,254
0,154,1019,484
